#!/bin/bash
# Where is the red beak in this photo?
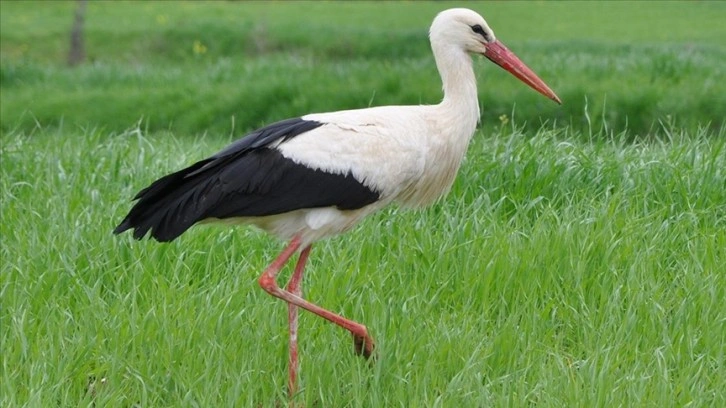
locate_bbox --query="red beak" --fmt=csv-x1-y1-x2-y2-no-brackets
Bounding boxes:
484,40,561,105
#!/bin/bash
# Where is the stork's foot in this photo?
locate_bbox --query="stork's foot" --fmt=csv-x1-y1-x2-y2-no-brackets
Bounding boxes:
352,332,376,360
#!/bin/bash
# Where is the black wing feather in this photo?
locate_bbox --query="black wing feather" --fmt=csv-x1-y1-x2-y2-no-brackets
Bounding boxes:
114,118,380,242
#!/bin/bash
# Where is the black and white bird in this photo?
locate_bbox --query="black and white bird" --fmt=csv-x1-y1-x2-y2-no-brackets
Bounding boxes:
114,8,560,397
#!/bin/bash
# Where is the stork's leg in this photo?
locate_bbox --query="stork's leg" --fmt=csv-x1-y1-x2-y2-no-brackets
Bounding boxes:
259,238,376,367
284,245,310,398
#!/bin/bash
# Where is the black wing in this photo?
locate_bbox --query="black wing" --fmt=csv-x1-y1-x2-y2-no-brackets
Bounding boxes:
113,118,380,242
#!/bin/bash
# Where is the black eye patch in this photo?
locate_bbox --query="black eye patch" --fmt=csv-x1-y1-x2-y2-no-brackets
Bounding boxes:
470,24,490,41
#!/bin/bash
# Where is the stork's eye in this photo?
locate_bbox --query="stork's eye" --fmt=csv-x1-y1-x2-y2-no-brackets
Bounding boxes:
470,24,490,41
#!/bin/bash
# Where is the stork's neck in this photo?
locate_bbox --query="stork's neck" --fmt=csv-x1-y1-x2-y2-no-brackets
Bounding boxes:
432,42,480,134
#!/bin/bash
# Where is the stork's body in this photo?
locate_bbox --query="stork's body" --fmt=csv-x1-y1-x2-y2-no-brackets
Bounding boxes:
232,103,477,243
115,8,560,398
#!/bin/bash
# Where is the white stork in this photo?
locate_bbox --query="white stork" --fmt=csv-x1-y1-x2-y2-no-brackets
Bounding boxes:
114,8,560,397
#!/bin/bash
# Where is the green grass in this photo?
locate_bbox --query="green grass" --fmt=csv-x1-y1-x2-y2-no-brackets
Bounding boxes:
2,123,725,406
1,1,725,135
2,1,726,406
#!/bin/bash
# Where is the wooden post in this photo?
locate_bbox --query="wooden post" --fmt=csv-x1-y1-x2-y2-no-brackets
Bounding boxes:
68,0,87,66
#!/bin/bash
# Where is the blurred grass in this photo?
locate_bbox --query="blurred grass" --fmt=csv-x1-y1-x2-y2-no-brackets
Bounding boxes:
2,1,725,135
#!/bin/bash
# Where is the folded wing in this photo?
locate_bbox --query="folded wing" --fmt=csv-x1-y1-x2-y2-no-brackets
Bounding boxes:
114,118,381,242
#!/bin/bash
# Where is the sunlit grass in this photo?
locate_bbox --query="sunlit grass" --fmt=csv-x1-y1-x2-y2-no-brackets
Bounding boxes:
2,122,724,406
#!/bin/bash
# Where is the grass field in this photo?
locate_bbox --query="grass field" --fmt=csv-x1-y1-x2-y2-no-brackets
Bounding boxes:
2,1,725,135
2,1,725,407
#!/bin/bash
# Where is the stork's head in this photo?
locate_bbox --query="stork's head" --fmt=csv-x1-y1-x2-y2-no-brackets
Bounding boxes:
430,8,561,104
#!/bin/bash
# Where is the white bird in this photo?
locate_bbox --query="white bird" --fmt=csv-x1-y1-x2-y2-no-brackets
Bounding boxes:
114,8,560,397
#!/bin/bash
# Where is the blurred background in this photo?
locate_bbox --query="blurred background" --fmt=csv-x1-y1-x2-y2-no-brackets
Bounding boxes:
2,0,724,137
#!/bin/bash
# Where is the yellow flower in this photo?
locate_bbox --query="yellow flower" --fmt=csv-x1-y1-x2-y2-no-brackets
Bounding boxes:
193,40,207,55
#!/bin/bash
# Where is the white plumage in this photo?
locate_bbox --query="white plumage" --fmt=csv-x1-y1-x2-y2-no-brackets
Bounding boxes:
115,8,560,398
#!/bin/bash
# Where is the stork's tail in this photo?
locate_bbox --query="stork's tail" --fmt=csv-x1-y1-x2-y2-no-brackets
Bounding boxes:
113,159,212,242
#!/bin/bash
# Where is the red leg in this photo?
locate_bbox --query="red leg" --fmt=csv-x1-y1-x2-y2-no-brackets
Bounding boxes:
258,239,376,366
284,245,310,398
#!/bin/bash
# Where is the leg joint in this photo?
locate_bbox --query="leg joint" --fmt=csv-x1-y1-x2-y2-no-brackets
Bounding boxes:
258,274,277,293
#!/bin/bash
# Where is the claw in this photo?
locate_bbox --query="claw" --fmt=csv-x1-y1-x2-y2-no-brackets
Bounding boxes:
352,332,376,360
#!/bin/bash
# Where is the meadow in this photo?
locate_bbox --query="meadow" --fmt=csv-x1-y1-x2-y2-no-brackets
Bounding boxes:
2,1,725,406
